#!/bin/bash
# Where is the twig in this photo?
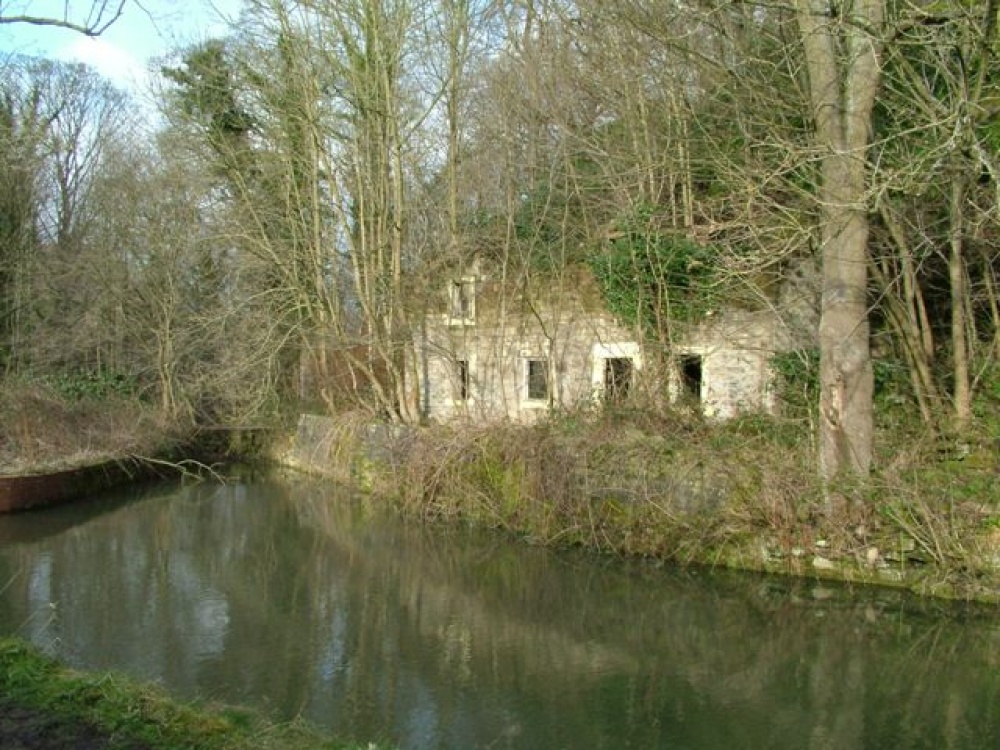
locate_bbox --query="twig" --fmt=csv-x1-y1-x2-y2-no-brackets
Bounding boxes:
125,454,227,484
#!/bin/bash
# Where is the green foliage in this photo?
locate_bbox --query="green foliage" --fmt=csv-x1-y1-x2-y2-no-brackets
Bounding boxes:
0,638,388,750
771,351,914,416
470,449,527,523
43,370,139,401
706,412,809,453
161,40,256,178
162,40,252,136
974,364,1000,421
771,349,819,417
872,358,913,407
509,183,591,272
588,205,717,335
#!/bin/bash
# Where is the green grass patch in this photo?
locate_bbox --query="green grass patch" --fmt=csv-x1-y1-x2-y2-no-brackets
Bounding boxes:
0,638,389,750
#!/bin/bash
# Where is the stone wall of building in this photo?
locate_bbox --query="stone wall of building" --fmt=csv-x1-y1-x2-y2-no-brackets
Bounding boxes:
417,295,643,423
416,264,815,424
673,309,791,420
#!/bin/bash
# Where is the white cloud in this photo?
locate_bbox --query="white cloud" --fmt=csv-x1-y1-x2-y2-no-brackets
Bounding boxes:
58,35,149,91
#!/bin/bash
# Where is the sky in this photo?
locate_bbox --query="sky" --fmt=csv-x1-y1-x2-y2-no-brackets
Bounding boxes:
0,0,241,91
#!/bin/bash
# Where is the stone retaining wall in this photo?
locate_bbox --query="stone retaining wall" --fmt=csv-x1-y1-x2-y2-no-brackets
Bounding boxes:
274,414,409,489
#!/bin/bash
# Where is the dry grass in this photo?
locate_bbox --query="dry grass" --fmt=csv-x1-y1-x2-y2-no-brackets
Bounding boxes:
381,408,1000,601
0,380,178,475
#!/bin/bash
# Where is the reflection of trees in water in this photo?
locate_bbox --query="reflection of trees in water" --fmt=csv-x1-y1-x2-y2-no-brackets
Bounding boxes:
1,475,999,748
290,476,1000,748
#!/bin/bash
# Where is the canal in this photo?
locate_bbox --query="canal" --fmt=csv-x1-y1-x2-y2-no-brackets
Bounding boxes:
1,469,998,749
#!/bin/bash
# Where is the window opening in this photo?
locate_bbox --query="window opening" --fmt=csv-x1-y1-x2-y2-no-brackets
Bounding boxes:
450,278,474,321
679,355,702,401
526,359,549,401
456,360,469,401
604,357,633,401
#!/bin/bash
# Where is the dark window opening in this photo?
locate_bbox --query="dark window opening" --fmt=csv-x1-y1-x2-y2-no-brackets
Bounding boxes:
526,359,549,401
456,360,469,401
604,357,633,401
679,355,702,401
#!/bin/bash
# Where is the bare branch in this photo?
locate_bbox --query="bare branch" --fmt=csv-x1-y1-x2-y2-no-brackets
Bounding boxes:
0,1,127,37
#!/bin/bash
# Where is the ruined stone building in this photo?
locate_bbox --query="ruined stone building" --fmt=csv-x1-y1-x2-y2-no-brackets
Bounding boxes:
411,260,817,423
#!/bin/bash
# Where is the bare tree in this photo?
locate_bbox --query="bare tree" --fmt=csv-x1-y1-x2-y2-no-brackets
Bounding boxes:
872,0,999,433
0,58,48,374
161,1,432,421
0,57,132,377
8,60,134,376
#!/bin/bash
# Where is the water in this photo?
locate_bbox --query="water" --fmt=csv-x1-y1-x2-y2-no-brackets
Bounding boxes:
1,469,998,749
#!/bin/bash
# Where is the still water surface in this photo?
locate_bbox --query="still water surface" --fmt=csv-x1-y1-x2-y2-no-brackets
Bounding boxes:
1,470,999,749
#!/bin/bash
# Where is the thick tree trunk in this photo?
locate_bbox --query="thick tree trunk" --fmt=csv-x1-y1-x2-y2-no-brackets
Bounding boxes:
817,154,875,478
797,0,885,480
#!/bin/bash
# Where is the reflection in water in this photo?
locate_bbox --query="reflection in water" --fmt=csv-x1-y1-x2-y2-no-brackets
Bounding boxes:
1,472,999,749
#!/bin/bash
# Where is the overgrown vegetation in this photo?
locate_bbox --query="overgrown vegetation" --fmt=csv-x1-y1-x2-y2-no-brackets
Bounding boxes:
770,350,820,421
588,205,720,334
380,405,1000,602
0,638,385,750
0,376,179,474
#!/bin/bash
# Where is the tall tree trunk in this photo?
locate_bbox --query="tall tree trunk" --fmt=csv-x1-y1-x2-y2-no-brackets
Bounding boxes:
797,0,885,480
949,171,971,431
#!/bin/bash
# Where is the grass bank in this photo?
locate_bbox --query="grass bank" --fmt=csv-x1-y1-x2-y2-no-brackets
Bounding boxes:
365,408,1000,603
0,638,385,750
0,377,181,476
0,375,271,479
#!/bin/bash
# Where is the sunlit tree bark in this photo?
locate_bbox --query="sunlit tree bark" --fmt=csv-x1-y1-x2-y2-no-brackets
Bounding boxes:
796,0,884,479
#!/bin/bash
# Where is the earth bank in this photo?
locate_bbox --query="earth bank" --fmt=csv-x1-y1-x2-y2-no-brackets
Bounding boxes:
274,410,1000,604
